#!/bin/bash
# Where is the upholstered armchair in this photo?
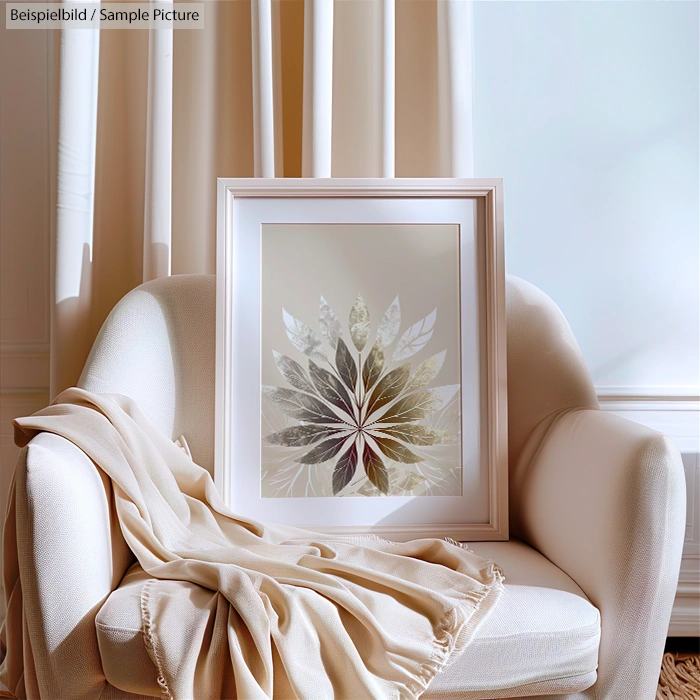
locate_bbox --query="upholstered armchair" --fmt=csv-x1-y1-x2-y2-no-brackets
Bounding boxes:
8,274,685,700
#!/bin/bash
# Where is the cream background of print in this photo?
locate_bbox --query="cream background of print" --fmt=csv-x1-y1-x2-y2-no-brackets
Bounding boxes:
260,223,463,499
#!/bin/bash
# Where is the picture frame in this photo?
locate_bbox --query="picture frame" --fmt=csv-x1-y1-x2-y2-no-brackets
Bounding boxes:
215,178,507,541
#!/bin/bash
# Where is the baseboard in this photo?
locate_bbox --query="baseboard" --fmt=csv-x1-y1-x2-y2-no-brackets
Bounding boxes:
670,581,700,637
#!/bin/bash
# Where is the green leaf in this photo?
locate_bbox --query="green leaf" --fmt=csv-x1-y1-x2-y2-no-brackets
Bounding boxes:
362,339,384,392
372,424,451,446
373,437,423,464
332,442,358,494
362,442,389,494
308,360,355,418
264,425,343,447
335,337,358,393
297,436,349,464
349,294,370,352
365,363,410,418
262,386,344,424
273,351,316,394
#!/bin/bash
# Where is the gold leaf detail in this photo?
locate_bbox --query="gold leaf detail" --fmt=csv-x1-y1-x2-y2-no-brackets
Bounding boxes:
365,363,410,418
362,339,384,392
373,424,451,446
405,350,446,392
374,385,459,424
373,437,423,464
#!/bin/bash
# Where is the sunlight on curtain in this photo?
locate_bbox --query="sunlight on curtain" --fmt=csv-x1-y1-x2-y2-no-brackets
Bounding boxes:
52,6,100,397
51,0,475,396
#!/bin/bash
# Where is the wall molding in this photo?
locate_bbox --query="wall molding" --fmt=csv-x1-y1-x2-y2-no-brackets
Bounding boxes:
0,343,49,393
596,387,700,453
596,385,700,402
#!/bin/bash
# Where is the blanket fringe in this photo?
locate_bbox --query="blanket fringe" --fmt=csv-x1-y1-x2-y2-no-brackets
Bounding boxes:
141,580,174,700
403,558,505,700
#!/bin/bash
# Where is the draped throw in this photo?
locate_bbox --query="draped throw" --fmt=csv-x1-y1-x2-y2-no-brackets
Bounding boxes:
52,0,476,396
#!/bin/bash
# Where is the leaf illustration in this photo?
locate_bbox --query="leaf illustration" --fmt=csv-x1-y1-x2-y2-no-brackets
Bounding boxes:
373,385,459,424
404,350,446,392
319,296,343,349
373,424,451,446
374,437,423,464
282,309,327,362
392,309,437,362
376,296,401,348
273,351,316,394
264,425,343,447
297,436,350,464
397,472,426,491
332,442,358,494
335,338,358,393
308,360,355,418
262,386,344,424
362,339,384,392
365,363,410,418
349,294,370,352
363,442,389,494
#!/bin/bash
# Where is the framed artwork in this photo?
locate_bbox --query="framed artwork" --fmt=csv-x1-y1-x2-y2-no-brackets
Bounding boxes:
215,178,507,541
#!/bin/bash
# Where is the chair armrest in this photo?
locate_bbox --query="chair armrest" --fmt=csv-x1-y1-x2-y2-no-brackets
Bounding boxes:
513,408,686,700
9,433,133,699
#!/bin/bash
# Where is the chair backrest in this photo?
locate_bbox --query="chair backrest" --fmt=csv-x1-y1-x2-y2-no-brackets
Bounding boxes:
79,273,598,479
79,274,217,472
505,276,598,469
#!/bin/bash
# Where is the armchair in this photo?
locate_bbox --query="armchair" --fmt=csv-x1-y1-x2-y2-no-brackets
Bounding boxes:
5,274,685,700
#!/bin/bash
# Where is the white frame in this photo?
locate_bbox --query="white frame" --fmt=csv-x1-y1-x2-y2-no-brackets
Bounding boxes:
216,178,508,541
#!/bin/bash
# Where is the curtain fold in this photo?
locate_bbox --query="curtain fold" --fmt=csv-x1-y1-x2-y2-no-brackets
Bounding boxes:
51,0,475,397
143,13,173,281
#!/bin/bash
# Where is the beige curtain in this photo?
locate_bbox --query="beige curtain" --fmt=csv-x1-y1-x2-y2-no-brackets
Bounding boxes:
51,0,475,397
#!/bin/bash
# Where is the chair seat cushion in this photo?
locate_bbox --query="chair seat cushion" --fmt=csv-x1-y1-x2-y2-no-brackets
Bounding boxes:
96,539,599,699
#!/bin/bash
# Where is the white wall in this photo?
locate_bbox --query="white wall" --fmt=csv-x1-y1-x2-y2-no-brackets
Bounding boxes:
473,0,699,397
471,1,699,635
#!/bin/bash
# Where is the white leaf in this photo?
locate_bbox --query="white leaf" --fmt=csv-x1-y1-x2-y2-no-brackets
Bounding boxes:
391,309,437,362
318,296,343,349
427,384,460,412
376,296,401,348
349,294,371,352
282,309,327,362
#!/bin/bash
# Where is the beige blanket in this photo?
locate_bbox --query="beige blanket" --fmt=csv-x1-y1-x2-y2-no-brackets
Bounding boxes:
2,389,503,699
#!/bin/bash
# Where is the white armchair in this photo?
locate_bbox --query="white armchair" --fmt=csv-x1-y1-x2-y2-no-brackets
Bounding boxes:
6,274,685,700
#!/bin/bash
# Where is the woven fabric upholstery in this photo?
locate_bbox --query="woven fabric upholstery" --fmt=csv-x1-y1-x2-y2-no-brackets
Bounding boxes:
7,274,685,700
95,540,600,699
78,274,216,474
